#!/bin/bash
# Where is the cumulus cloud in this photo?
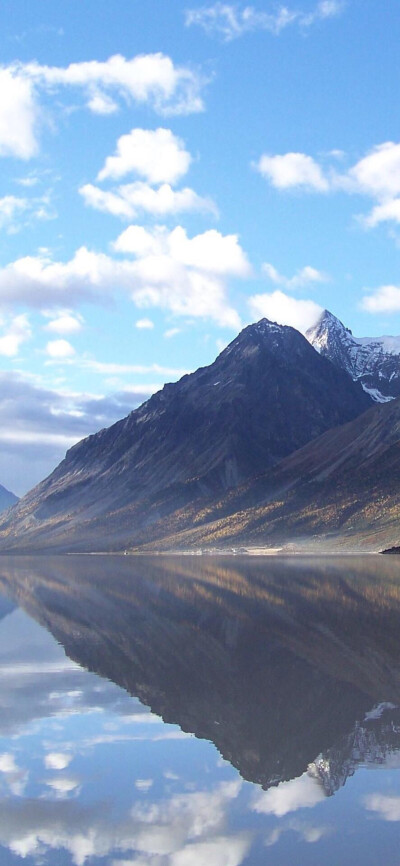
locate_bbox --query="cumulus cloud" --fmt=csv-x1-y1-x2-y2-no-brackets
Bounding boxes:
97,128,192,184
45,775,81,799
46,338,76,359
364,198,400,228
26,53,205,116
263,262,328,289
248,290,322,333
0,54,205,159
185,1,343,41
348,142,400,200
0,779,248,866
135,318,154,329
265,820,329,847
255,140,400,232
113,224,247,328
0,68,38,159
44,311,84,335
79,182,217,220
0,227,244,328
0,192,55,231
0,313,31,356
256,152,329,191
114,224,249,275
44,753,73,771
0,195,29,228
364,793,400,822
360,284,400,313
252,772,325,817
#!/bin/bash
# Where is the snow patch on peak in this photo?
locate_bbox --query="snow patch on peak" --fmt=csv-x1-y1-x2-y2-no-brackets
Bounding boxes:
356,335,400,356
306,309,400,401
361,384,394,403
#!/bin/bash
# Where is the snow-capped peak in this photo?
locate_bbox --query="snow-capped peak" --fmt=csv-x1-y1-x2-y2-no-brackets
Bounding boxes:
306,309,400,402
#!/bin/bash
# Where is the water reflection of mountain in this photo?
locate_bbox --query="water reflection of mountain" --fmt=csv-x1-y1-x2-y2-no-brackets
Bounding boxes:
1,554,400,793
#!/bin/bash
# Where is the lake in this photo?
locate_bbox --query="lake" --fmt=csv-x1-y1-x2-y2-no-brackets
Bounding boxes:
0,554,399,864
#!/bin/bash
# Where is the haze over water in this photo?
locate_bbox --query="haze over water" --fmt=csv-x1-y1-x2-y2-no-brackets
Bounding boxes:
0,554,399,864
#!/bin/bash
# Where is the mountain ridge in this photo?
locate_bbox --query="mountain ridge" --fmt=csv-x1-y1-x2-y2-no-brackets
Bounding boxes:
0,317,371,553
306,309,400,402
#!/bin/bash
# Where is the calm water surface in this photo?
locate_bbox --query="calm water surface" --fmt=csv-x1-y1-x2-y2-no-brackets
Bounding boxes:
0,554,399,864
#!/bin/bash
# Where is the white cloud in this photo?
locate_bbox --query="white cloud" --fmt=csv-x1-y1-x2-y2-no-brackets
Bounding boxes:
252,772,325,817
263,262,328,289
171,835,250,866
0,192,55,232
185,1,343,40
22,52,205,116
256,152,329,191
164,327,181,338
135,778,154,791
0,68,38,159
248,290,322,333
135,318,154,330
364,793,400,822
98,128,192,184
301,0,344,26
255,141,400,234
44,312,83,335
0,313,31,356
0,54,204,161
349,142,400,199
114,225,249,275
0,247,115,308
265,821,329,847
80,182,217,220
46,339,75,359
87,91,118,115
113,224,247,327
360,284,400,313
0,753,18,773
364,198,400,227
0,227,245,328
45,775,81,797
44,753,72,771
0,777,246,866
0,195,28,228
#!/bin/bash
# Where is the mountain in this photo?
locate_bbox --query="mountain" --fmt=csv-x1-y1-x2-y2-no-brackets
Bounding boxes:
151,395,400,552
306,309,400,402
0,484,18,514
0,318,370,552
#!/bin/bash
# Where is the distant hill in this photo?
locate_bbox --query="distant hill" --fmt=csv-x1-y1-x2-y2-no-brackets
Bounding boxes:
0,319,370,553
0,484,18,515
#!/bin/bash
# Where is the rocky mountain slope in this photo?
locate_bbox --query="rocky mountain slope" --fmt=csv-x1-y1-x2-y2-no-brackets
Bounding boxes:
149,396,400,552
306,309,400,402
0,319,370,552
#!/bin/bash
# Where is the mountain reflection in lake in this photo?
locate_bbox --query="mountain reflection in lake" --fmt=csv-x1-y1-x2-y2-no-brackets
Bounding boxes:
0,555,400,864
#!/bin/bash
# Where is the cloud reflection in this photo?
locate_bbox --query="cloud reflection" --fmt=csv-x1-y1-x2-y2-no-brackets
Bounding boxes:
252,771,325,817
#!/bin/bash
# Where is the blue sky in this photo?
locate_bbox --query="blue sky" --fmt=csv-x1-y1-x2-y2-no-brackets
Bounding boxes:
0,0,399,492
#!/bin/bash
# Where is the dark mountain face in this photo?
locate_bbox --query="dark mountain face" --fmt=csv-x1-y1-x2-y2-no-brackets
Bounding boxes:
160,396,400,553
0,318,370,552
306,309,400,402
